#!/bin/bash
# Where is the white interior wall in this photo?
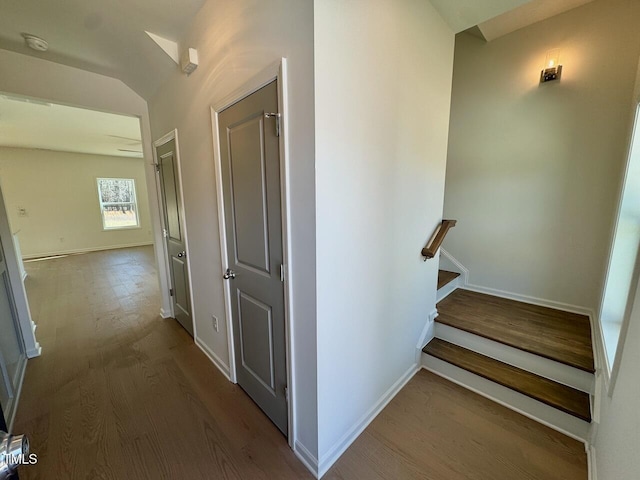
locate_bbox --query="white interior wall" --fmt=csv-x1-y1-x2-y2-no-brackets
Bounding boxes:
595,276,640,479
146,0,317,461
0,48,171,316
443,0,640,312
0,147,153,258
314,0,454,474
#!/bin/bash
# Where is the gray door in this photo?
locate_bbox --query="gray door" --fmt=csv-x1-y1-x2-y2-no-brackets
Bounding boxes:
0,235,26,424
156,139,193,337
219,81,288,435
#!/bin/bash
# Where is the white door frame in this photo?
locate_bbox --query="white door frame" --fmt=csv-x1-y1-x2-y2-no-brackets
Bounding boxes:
152,129,197,337
210,58,296,447
0,182,39,428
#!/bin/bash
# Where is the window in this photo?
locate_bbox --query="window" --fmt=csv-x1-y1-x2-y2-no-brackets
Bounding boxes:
97,178,140,230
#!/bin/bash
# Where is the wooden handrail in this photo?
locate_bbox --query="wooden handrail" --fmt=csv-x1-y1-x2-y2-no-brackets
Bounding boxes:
422,219,457,259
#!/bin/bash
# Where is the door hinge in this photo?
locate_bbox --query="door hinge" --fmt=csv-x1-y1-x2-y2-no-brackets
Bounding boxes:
280,264,285,282
284,386,289,404
265,112,281,137
169,288,174,297
154,163,160,173
163,228,168,238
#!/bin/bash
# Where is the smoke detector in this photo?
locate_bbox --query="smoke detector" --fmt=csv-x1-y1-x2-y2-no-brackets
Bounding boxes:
22,33,49,52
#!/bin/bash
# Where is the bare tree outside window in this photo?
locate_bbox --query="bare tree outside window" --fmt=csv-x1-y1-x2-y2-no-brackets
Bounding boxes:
97,178,140,229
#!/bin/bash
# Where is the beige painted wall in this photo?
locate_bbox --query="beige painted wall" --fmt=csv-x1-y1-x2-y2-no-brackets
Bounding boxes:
443,0,640,311
0,47,172,319
147,0,317,461
0,147,153,258
314,0,454,471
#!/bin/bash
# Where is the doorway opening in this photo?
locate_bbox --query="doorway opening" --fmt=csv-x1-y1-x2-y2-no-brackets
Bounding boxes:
0,92,163,427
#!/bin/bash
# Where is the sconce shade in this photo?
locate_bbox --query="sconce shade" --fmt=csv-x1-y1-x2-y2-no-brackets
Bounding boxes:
541,49,562,83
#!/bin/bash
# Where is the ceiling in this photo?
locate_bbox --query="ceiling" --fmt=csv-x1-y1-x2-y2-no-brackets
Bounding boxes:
0,94,143,158
0,0,206,99
0,0,599,100
477,0,596,41
429,0,532,33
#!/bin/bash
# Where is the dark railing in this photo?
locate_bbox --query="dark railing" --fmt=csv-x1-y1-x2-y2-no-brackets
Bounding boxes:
422,219,457,260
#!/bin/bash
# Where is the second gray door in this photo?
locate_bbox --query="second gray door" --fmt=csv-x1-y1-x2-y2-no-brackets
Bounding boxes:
219,80,287,435
156,138,193,337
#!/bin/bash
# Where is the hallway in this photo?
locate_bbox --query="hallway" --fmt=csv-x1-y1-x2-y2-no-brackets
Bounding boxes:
11,246,587,479
14,246,309,479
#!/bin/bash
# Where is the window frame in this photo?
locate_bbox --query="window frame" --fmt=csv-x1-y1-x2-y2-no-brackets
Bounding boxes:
96,177,141,231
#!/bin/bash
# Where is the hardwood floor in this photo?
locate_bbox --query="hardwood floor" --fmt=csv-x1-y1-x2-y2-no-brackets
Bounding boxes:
326,370,587,480
14,247,310,480
423,339,591,422
14,247,588,479
437,290,595,372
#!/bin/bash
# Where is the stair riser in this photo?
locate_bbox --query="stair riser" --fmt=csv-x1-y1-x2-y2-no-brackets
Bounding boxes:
421,354,590,442
436,277,460,303
435,323,594,394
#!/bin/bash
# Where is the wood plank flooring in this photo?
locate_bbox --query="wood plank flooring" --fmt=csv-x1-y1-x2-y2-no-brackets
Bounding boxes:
423,339,591,422
14,247,311,480
14,247,588,479
437,270,460,290
326,370,587,480
436,290,595,372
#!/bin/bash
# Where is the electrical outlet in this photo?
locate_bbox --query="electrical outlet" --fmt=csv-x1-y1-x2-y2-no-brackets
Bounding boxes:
212,315,219,332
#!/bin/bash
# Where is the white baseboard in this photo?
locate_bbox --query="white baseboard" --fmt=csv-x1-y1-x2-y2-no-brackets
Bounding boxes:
26,343,42,358
587,444,597,480
462,283,593,317
195,337,231,381
159,308,172,319
294,440,319,478
440,249,469,284
22,241,154,261
317,363,420,478
436,275,461,303
416,309,438,353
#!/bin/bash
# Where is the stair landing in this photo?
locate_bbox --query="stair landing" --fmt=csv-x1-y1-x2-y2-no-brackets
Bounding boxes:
436,290,595,373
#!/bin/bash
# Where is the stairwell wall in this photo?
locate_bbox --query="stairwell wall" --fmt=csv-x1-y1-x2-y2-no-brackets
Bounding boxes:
594,277,640,479
314,0,454,474
442,0,640,312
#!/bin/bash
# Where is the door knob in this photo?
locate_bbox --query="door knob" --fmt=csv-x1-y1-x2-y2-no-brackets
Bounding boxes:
223,268,236,280
0,430,29,479
177,251,186,258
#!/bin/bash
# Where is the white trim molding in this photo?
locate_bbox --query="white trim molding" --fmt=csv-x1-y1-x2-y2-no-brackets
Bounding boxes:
294,441,319,479
416,308,439,363
440,248,469,284
21,242,154,261
317,363,420,478
195,337,231,381
210,59,298,450
152,129,197,336
587,444,598,480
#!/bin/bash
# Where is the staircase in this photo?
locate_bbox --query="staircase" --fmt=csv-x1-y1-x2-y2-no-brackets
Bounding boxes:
422,270,595,441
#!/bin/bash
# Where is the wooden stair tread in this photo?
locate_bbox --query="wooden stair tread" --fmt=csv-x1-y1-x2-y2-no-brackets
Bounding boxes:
436,290,595,373
437,270,460,289
423,338,591,422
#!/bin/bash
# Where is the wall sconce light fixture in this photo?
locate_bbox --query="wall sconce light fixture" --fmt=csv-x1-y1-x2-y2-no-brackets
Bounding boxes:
540,49,562,83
